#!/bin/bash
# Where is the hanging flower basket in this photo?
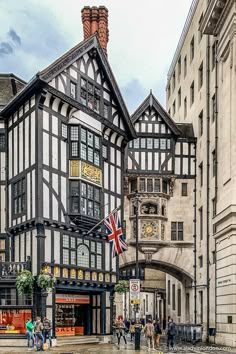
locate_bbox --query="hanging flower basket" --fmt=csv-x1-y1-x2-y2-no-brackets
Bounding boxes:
37,272,56,292
16,269,34,296
114,280,129,295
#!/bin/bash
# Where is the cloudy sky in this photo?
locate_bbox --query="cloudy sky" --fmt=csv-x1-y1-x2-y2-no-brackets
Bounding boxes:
0,0,191,113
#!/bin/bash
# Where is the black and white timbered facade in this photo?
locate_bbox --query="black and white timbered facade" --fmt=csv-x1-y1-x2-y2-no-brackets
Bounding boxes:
0,34,135,337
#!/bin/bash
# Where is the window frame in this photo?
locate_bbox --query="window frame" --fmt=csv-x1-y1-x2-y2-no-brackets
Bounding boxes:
12,177,27,217
181,183,188,196
171,222,184,241
0,129,6,151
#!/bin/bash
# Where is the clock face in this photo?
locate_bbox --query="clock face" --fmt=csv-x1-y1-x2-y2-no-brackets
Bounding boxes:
145,225,153,234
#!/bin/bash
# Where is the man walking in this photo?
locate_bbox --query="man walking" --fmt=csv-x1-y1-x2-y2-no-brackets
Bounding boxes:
43,317,52,347
34,316,44,351
167,318,176,350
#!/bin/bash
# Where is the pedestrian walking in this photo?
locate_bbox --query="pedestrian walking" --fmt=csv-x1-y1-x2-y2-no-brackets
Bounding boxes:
167,318,176,350
43,317,52,347
129,321,135,341
144,318,155,351
154,318,162,348
113,318,127,347
25,318,34,350
34,316,44,351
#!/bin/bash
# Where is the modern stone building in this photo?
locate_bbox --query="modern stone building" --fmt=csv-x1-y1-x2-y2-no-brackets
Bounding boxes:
166,0,236,347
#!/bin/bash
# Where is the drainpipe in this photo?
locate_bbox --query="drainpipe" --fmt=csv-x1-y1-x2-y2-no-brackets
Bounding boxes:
206,35,211,342
214,38,219,335
193,145,197,325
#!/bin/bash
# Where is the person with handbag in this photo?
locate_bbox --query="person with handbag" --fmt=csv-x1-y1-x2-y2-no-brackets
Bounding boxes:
129,321,135,341
154,318,162,348
144,319,155,351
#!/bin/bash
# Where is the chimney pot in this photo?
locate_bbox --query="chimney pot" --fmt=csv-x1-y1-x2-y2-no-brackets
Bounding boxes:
81,6,109,56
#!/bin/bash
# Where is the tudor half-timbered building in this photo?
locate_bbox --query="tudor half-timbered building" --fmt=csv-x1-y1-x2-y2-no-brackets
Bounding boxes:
119,92,197,324
0,7,136,338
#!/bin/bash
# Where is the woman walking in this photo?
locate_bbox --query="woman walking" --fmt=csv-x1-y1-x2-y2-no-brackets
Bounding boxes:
154,318,162,349
144,319,154,351
129,321,135,341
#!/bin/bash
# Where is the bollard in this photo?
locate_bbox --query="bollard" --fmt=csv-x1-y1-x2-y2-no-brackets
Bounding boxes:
134,325,141,350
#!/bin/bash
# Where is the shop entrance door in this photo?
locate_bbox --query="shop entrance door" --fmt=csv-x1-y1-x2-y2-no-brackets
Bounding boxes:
74,305,91,335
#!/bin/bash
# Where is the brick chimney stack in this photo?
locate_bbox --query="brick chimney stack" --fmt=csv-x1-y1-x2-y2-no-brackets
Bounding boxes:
81,6,109,56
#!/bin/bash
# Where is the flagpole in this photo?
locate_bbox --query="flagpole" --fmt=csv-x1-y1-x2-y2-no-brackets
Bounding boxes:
85,205,121,236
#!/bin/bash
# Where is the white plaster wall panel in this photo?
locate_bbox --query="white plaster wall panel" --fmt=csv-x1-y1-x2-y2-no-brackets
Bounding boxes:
141,123,145,132
116,197,121,209
148,152,152,170
97,73,101,84
13,112,17,123
71,110,102,133
52,137,58,170
134,152,139,169
32,230,37,275
183,158,188,174
0,153,5,180
58,77,66,94
61,211,65,223
103,81,109,90
175,142,181,154
103,91,110,101
26,232,31,259
110,195,115,212
116,168,121,194
19,107,23,118
0,122,4,128
43,111,49,131
43,169,49,182
61,176,67,212
104,162,109,189
116,150,121,167
25,101,29,113
191,158,195,175
175,158,181,174
104,193,109,216
8,118,12,128
54,231,60,263
141,152,146,169
52,195,58,221
20,233,25,262
15,236,19,262
52,173,58,194
183,143,188,155
106,308,110,333
0,186,5,233
19,121,23,173
43,132,49,166
135,123,139,132
168,158,172,171
25,116,29,169
112,256,116,273
8,130,12,179
110,147,115,164
61,141,67,173
61,103,68,117
43,183,50,218
155,124,159,133
52,115,58,136
32,170,35,218
128,157,132,169
8,185,11,227
161,124,165,133
110,165,115,192
80,60,85,73
105,243,110,271
88,62,94,80
31,112,35,165
69,68,77,80
45,229,51,263
17,217,21,225
113,116,118,128
13,127,18,177
50,78,56,88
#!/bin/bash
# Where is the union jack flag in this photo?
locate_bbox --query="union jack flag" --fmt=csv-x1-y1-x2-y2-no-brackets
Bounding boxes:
104,210,128,257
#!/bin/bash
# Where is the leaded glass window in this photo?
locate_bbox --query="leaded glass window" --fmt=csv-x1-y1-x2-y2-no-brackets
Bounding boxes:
61,124,67,139
80,77,101,114
12,178,26,216
77,244,90,267
147,138,153,149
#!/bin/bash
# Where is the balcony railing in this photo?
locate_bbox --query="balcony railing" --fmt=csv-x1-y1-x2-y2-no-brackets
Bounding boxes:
0,260,31,279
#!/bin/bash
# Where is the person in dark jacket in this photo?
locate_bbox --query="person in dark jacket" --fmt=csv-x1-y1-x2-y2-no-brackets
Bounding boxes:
43,317,52,347
154,318,162,348
167,318,176,349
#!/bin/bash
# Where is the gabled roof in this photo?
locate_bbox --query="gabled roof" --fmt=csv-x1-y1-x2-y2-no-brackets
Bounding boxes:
37,34,135,139
131,91,182,136
1,34,136,139
0,73,26,110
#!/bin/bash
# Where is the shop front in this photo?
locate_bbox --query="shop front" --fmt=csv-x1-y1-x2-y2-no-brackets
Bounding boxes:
55,294,91,336
0,308,32,334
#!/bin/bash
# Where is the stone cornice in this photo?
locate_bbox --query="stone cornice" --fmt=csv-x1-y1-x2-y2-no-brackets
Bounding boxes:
200,0,232,35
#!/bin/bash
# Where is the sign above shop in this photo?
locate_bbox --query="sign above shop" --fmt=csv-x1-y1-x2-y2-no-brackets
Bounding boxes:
56,294,90,304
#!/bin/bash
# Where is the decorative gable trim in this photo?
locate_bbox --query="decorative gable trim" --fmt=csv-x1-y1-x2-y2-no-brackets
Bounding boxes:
131,92,182,137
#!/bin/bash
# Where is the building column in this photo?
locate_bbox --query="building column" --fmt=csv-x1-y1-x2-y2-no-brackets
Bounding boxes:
100,291,106,335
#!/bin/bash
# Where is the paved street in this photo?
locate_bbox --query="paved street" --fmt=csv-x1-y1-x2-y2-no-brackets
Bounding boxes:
0,336,235,354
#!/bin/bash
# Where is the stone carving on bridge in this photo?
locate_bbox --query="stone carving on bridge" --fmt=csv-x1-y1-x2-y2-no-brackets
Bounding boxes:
161,222,165,240
161,199,167,216
139,247,158,264
169,177,176,197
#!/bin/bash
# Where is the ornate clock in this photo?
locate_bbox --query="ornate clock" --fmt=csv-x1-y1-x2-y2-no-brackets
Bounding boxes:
141,221,158,238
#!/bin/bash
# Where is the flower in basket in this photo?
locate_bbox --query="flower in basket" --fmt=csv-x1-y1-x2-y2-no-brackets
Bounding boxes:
114,280,129,295
16,269,34,296
37,272,56,291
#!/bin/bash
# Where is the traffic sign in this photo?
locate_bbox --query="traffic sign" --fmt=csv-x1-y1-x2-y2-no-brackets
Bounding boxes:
130,279,140,304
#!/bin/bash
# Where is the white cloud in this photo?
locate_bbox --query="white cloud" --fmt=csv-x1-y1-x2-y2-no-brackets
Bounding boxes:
0,0,191,110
